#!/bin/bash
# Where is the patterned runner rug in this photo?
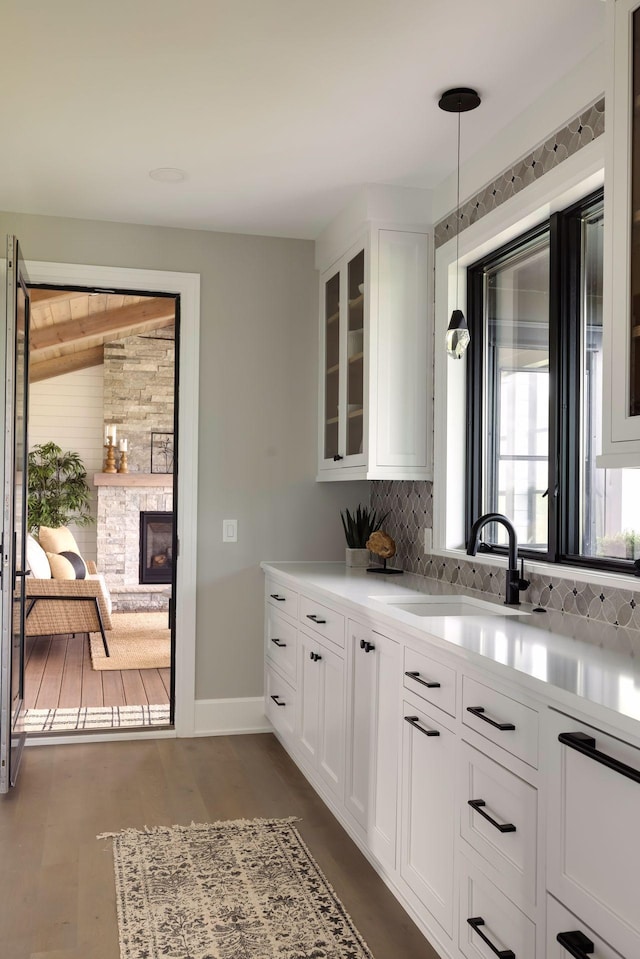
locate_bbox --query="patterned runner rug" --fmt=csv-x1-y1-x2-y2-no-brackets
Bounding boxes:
99,817,374,959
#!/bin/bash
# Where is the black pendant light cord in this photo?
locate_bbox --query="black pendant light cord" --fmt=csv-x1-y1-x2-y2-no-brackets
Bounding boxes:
456,102,461,311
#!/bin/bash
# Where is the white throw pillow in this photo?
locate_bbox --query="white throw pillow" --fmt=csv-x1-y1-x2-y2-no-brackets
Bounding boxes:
26,534,51,579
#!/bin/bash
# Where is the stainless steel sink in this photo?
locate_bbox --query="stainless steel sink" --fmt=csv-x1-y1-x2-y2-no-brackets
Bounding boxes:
375,595,527,618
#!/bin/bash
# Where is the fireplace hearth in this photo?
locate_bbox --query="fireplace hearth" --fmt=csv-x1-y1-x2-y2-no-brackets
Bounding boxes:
139,511,173,585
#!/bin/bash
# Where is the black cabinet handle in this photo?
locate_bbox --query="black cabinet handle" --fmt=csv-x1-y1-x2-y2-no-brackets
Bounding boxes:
333,454,343,461
270,638,287,648
270,593,286,601
309,651,322,662
307,614,327,624
559,731,640,785
404,716,440,737
468,799,516,834
405,670,440,689
270,695,286,707
360,639,375,653
467,917,515,959
556,930,595,959
467,706,515,731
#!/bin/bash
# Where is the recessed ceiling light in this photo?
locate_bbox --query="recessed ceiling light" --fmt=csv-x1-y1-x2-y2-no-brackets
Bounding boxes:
148,167,187,183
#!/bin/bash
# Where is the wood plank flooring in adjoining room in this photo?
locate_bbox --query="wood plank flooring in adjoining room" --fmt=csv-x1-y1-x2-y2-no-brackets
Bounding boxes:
0,735,440,959
25,633,170,709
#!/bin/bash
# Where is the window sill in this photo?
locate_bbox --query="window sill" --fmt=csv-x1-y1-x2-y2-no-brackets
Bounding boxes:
431,546,640,594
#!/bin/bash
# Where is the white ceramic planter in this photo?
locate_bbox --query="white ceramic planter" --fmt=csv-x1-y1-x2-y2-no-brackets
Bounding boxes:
345,548,370,568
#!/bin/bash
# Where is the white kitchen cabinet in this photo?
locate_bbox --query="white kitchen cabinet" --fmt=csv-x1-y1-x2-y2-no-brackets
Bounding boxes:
265,664,296,742
546,707,640,959
317,226,432,481
297,627,346,800
345,622,401,873
458,855,536,959
400,694,457,939
547,895,624,959
600,0,640,465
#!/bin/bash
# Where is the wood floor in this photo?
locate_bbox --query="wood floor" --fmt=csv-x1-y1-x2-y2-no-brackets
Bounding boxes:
25,632,171,709
0,734,440,959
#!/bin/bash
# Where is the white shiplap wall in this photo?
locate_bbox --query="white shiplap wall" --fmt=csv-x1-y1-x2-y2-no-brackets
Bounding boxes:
29,366,104,563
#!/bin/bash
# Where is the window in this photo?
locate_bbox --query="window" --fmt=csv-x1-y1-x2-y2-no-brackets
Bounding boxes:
467,189,640,573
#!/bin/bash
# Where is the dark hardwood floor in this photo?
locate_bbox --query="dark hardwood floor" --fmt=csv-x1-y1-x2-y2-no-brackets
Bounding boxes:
25,632,170,709
0,734,439,959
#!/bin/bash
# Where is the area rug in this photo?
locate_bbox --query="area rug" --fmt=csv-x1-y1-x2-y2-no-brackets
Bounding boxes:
99,817,374,959
89,611,170,671
23,704,170,733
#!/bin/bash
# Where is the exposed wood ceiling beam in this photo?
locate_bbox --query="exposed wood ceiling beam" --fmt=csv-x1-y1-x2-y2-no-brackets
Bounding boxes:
30,346,105,383
30,297,175,351
28,289,89,307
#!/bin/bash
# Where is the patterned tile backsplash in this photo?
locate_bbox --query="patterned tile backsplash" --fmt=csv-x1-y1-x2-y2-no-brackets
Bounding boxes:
371,480,640,659
434,98,605,250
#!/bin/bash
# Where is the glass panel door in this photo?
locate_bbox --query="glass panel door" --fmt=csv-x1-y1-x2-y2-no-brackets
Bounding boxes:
0,236,30,792
323,270,341,461
346,250,365,457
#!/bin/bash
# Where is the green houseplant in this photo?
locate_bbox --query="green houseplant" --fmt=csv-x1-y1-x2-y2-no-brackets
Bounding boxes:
27,442,94,534
340,504,389,567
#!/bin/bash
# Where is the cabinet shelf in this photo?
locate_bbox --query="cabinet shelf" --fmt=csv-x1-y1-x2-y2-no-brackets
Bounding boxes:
348,294,364,309
348,352,364,364
326,416,339,425
326,363,340,374
326,310,340,326
348,408,363,419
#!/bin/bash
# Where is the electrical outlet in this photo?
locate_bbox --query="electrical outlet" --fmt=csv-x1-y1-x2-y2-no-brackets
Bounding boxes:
423,527,432,553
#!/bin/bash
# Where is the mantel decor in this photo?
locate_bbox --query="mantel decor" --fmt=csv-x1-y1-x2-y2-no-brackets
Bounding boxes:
151,432,174,474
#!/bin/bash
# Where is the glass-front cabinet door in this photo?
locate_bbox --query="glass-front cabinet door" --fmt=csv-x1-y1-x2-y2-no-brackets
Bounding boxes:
319,242,367,472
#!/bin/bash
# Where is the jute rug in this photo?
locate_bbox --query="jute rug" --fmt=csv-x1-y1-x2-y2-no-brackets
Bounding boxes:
99,817,374,959
89,612,170,671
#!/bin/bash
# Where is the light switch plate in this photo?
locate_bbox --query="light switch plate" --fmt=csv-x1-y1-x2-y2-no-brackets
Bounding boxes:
223,519,238,542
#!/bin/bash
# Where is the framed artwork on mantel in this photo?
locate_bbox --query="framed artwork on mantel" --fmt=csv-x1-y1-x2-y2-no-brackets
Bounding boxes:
151,432,174,474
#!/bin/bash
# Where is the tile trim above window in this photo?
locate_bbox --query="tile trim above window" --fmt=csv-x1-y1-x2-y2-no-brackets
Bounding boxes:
434,97,605,251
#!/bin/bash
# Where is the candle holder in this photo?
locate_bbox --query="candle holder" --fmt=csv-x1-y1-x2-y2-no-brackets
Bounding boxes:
103,438,117,473
117,449,129,474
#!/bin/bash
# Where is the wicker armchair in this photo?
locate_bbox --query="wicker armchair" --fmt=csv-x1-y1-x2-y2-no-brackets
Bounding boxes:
25,561,113,657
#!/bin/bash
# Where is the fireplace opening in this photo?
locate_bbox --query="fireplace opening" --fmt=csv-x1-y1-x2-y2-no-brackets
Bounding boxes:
139,511,173,585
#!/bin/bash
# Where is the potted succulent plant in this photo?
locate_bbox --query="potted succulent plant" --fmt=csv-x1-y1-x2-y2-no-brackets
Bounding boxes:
340,504,389,567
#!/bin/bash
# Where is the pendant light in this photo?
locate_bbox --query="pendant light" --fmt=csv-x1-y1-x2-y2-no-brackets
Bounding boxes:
438,87,481,359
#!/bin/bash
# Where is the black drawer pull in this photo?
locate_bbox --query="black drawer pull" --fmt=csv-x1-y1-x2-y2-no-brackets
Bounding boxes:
307,614,327,624
270,695,286,707
467,706,515,731
468,799,516,834
360,639,375,653
405,670,440,689
270,593,286,601
467,917,515,959
309,651,322,662
559,731,640,785
556,930,594,959
270,638,287,648
404,715,440,737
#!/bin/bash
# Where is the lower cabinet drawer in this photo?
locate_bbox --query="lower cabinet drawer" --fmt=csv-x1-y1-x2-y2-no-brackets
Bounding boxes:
403,645,456,717
546,708,640,958
266,609,297,683
546,895,624,959
459,741,537,913
299,594,345,648
462,675,539,768
459,856,535,959
265,666,296,741
266,579,298,619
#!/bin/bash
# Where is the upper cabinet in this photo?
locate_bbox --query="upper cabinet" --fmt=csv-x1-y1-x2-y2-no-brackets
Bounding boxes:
600,0,640,465
317,220,433,481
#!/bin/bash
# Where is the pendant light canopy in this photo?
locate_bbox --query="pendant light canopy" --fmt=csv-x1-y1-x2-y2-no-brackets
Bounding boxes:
439,87,481,359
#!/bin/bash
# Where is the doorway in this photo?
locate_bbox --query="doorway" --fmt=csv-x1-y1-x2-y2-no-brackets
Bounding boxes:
23,258,200,743
24,285,179,733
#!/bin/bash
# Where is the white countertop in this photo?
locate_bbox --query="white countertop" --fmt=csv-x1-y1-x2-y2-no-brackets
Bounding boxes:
261,561,640,735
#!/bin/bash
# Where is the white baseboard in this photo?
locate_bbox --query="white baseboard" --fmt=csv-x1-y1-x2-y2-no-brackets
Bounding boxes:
193,696,271,737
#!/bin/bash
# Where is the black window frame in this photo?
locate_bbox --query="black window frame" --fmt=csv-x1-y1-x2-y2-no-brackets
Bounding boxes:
465,188,632,575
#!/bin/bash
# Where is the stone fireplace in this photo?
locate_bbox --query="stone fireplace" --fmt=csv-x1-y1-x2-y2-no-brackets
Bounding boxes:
139,511,173,584
95,474,173,611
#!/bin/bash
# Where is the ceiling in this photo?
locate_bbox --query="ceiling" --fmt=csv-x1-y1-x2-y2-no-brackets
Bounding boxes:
0,1,604,240
29,289,175,382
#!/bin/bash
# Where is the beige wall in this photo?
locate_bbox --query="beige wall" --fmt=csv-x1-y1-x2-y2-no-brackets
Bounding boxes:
2,210,368,701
